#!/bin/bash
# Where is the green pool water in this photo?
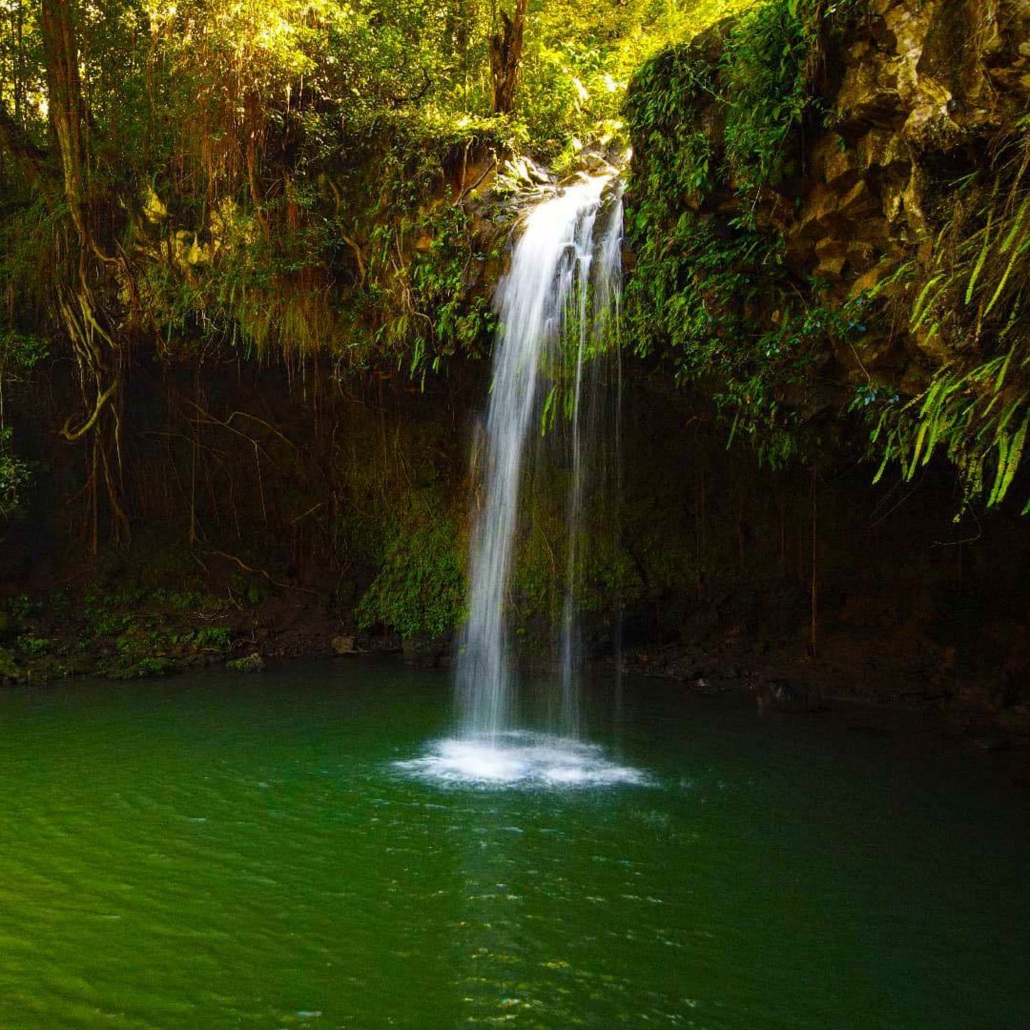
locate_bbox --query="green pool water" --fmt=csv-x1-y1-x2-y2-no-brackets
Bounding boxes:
1,659,1028,1028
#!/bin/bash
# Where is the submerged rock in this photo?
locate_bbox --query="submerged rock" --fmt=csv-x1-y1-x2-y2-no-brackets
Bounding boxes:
402,634,450,668
748,676,825,714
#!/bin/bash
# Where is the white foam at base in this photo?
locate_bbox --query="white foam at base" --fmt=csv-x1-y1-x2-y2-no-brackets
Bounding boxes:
395,732,650,789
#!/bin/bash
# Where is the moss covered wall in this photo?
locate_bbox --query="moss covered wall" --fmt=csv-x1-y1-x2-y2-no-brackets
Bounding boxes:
625,0,1030,509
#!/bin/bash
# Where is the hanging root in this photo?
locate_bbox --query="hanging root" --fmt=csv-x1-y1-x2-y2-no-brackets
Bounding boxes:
59,379,119,441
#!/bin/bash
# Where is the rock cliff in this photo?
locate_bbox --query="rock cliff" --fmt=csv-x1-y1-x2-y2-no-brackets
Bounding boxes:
626,0,1030,494
789,0,1030,373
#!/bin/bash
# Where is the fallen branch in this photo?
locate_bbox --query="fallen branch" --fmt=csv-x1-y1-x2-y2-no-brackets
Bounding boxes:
207,549,321,596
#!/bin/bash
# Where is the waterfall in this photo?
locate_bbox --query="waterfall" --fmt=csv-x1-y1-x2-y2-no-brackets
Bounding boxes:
456,174,624,742
558,181,624,738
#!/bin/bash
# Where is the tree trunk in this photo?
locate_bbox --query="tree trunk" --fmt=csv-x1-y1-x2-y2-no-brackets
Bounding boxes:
490,0,527,115
40,0,131,547
41,0,90,245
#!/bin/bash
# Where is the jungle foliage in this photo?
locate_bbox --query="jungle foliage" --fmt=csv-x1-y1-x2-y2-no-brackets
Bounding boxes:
868,124,1030,513
624,0,866,467
0,0,743,535
0,0,721,364
355,504,466,640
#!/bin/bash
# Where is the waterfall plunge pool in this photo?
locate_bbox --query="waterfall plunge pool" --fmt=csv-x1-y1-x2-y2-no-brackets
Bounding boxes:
1,657,1028,1028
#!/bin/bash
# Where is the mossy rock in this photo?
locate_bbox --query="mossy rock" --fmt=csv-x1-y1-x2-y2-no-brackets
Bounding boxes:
331,635,357,655
226,653,265,673
106,656,177,680
401,634,449,668
23,656,70,684
64,653,99,677
0,646,23,683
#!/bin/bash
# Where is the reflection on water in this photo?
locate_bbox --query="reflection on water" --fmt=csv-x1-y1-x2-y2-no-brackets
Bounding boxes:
0,659,1029,1028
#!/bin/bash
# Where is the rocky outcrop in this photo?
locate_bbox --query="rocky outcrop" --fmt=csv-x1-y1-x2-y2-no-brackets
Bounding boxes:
630,0,1030,398
780,0,1030,376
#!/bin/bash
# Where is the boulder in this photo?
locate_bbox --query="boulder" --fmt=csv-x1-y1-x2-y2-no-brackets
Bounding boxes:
331,634,357,656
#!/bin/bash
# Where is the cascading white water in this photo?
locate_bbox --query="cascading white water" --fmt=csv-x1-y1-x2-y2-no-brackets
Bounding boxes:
558,182,624,738
396,172,639,790
456,174,624,743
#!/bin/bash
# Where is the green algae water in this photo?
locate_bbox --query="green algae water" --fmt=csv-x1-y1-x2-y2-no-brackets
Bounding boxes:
1,660,1029,1028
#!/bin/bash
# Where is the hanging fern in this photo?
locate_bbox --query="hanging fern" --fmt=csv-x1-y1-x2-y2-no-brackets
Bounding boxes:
870,124,1030,510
